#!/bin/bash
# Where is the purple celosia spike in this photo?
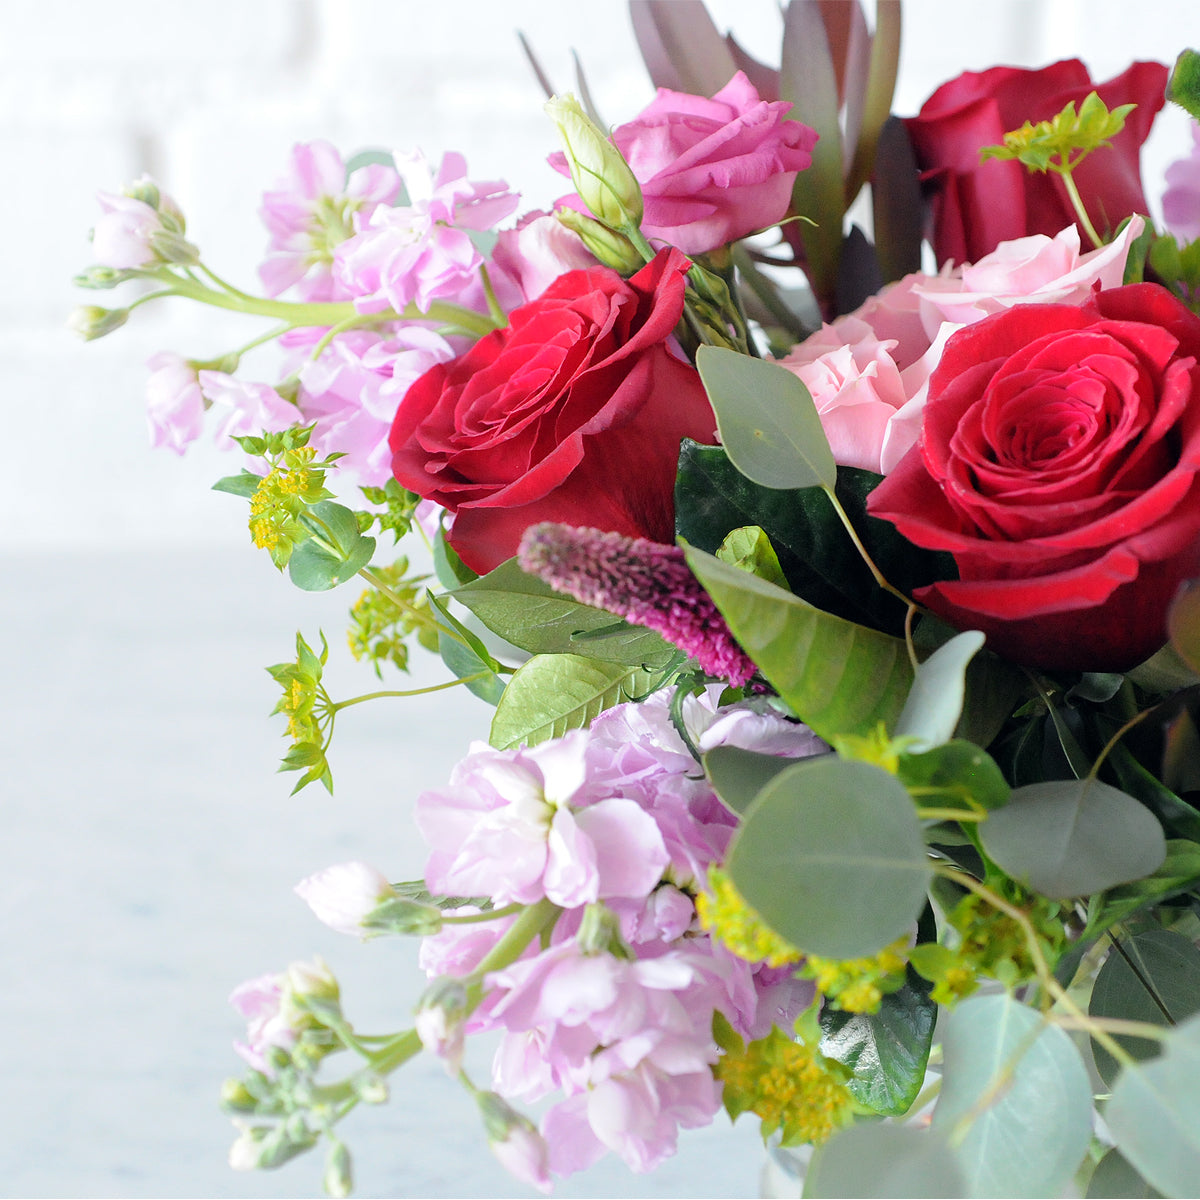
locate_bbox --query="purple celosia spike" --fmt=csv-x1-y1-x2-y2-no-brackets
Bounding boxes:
517,523,757,686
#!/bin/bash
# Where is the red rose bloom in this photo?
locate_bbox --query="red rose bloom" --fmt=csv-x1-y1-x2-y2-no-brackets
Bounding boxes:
905,59,1166,266
389,249,716,575
867,284,1200,671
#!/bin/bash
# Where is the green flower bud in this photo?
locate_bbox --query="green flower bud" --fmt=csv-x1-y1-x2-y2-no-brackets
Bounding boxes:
544,94,643,231
553,206,645,273
66,305,129,341
72,265,134,291
220,1078,260,1114
323,1139,353,1199
149,229,201,265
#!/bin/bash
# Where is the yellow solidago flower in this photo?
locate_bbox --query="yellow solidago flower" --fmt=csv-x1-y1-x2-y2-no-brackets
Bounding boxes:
713,1015,855,1147
696,866,803,968
800,936,910,1014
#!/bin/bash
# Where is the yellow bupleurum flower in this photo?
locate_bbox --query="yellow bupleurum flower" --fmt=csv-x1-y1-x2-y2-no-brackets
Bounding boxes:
799,936,910,1015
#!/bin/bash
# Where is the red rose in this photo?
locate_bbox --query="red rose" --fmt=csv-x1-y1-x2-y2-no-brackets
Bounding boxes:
389,249,716,575
905,60,1166,266
867,284,1200,671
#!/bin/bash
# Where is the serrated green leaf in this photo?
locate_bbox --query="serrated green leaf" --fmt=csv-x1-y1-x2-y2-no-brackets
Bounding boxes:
980,779,1167,899
695,346,835,491
489,654,663,750
1107,1013,1200,1198
1090,929,1200,1087
453,558,675,670
683,542,913,743
819,974,936,1116
728,757,931,959
932,993,1092,1198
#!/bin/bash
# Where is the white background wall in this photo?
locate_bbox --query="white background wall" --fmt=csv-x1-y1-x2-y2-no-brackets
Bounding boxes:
5,3,1200,1199
5,0,1195,552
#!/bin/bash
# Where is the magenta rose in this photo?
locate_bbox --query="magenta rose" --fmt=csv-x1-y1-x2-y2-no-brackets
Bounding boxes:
551,72,817,256
867,284,1200,671
905,59,1166,267
388,248,717,575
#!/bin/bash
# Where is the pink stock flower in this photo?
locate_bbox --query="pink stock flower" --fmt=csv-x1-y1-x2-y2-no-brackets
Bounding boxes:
228,972,294,1074
293,860,394,937
416,732,669,909
780,218,1145,474
334,150,519,314
197,371,298,450
489,1122,553,1194
551,72,817,255
145,352,205,454
1163,123,1200,244
518,523,757,685
92,191,162,268
258,140,401,301
491,211,597,301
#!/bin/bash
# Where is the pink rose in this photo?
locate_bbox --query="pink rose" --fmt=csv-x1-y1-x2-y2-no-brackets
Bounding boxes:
551,72,817,255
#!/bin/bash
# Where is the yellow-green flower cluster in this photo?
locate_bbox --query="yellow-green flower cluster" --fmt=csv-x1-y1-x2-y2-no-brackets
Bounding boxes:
347,558,438,678
980,91,1135,174
695,866,803,968
799,937,910,1014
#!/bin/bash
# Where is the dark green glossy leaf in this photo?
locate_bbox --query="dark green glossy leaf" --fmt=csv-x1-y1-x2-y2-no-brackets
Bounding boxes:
728,757,930,959
980,779,1166,899
489,654,663,750
1107,1013,1200,1198
1107,742,1200,843
683,543,913,743
1090,929,1200,1087
453,558,675,670
932,993,1092,1198
675,441,953,635
433,524,476,589
819,974,937,1116
695,346,835,491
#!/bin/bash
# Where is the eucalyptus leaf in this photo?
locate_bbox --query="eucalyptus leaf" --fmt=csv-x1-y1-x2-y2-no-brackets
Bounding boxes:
931,993,1092,1198
702,744,803,816
1107,1013,1200,1198
980,779,1167,899
489,654,662,750
895,630,986,751
728,757,930,960
695,346,836,491
1085,1148,1162,1199
1090,929,1200,1087
819,974,937,1116
683,543,913,743
805,1124,965,1199
453,558,675,670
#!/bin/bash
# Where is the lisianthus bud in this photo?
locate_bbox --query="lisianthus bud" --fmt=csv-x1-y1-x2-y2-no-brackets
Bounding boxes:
294,861,398,937
67,305,129,341
544,94,643,230
553,206,644,273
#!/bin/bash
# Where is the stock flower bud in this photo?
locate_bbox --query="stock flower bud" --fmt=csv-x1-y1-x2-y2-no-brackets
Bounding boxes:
294,861,398,938
476,1091,552,1193
67,305,129,341
544,94,643,230
414,977,468,1071
552,207,644,273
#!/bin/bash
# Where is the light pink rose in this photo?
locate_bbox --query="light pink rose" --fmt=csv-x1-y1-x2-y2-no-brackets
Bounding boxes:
550,72,817,255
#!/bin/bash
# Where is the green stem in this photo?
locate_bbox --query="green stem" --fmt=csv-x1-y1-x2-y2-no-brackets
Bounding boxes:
464,898,560,1006
332,673,491,711
1059,169,1103,249
441,903,525,925
916,807,986,823
821,484,917,613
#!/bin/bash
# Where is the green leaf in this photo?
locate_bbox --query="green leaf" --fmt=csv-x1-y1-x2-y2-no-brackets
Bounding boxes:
895,630,986,751
288,501,376,591
1168,579,1200,674
1086,1148,1162,1199
674,442,953,635
694,346,836,491
931,993,1092,1198
897,740,1011,816
1167,49,1200,121
979,779,1167,899
806,1124,966,1199
819,975,937,1116
701,744,799,816
432,524,476,589
212,471,264,498
1107,1013,1200,1198
438,631,505,707
683,543,913,743
1090,929,1200,1087
1084,840,1200,940
489,654,663,750
1107,742,1200,844
715,525,789,590
728,757,931,960
453,558,676,670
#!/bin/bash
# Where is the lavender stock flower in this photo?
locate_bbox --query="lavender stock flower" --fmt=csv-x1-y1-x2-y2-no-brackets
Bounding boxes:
517,524,756,686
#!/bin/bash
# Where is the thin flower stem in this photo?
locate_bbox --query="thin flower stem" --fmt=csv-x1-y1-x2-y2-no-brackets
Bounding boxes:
1086,708,1151,782
332,674,491,711
821,485,917,612
916,807,987,823
442,904,525,925
1059,169,1104,249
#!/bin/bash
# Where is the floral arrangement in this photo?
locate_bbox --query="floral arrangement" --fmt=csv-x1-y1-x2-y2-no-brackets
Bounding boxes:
71,2,1200,1196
